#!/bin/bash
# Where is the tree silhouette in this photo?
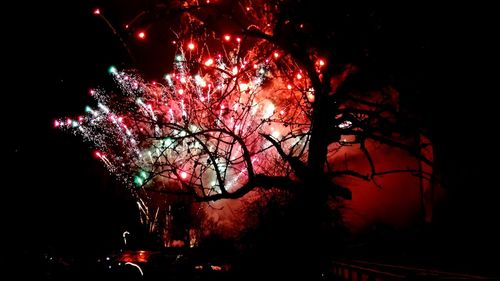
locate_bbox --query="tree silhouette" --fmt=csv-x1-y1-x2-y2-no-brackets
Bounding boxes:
56,0,434,277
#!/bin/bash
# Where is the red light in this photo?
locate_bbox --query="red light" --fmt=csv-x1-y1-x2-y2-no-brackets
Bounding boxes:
188,42,195,50
66,118,72,125
273,52,279,59
224,35,231,41
318,59,325,66
180,171,188,179
296,73,302,80
246,7,250,11
137,31,146,40
125,24,129,29
280,110,285,115
93,8,100,15
287,84,292,90
95,151,102,158
54,120,60,127
78,116,84,122
236,37,241,43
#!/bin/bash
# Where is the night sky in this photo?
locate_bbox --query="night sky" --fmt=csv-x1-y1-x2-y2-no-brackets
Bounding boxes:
2,0,498,268
3,1,141,256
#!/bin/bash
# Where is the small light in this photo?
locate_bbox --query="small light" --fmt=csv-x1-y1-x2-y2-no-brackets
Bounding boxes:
95,151,102,158
134,176,143,186
273,52,279,59
318,59,325,66
93,8,100,15
188,42,195,50
239,83,248,91
232,66,238,75
180,171,188,179
125,24,129,29
137,31,146,40
54,120,60,127
204,58,214,66
224,35,231,41
236,37,241,43
180,77,187,83
178,89,184,95
296,73,302,80
287,84,292,90
307,93,315,102
280,110,285,115
108,66,117,74
246,7,250,11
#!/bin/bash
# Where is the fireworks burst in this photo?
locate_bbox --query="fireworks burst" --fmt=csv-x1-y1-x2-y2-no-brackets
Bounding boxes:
56,36,313,203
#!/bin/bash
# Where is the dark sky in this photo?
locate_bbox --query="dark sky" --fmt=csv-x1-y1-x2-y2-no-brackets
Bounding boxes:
3,1,141,256
2,0,498,260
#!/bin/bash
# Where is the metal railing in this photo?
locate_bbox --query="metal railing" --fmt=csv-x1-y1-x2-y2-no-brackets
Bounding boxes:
331,258,497,281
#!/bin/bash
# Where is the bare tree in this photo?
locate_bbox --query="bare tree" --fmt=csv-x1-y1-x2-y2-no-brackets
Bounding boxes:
57,0,434,277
